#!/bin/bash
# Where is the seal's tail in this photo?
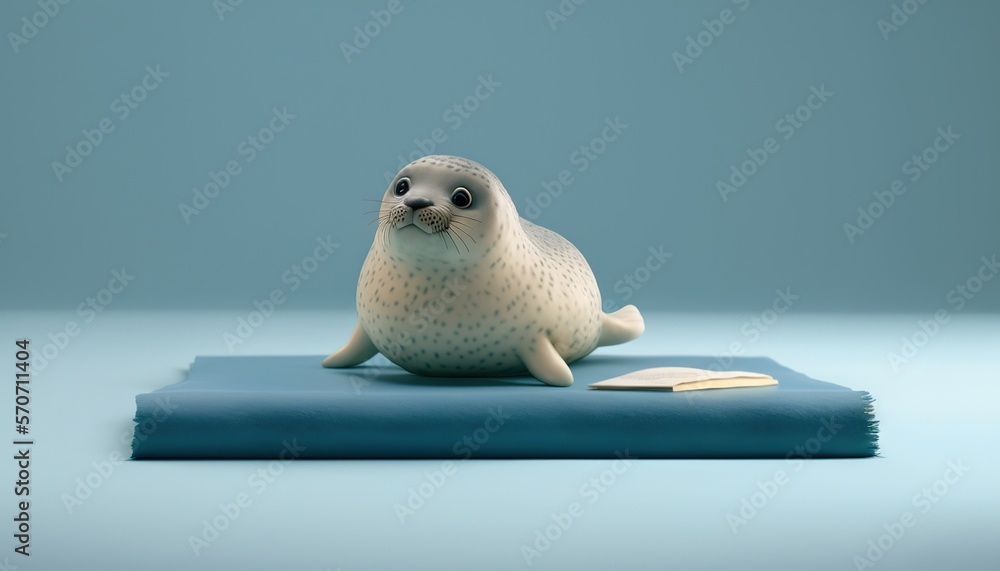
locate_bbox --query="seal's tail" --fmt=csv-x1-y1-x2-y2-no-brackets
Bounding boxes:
598,305,645,347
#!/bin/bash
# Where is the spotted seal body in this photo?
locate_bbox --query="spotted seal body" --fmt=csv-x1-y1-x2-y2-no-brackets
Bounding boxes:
323,155,644,386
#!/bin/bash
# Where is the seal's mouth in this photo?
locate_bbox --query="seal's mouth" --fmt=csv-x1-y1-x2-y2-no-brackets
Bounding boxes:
389,202,450,234
394,222,435,235
375,202,478,253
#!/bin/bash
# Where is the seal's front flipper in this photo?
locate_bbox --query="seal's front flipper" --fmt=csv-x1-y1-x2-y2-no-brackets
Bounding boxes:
519,336,574,387
598,305,645,347
322,321,378,368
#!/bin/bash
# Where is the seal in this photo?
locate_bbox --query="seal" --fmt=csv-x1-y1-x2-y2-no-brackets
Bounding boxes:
323,155,644,386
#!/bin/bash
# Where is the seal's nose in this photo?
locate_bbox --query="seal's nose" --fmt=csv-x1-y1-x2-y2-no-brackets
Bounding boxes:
403,196,433,210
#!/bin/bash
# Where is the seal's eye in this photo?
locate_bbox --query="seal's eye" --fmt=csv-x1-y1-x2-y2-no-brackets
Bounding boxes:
394,178,410,197
451,188,472,209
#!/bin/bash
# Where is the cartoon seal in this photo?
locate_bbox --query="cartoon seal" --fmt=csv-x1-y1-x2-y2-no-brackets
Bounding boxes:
323,155,644,386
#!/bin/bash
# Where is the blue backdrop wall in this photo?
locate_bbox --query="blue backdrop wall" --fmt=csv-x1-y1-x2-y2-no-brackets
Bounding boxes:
2,0,998,313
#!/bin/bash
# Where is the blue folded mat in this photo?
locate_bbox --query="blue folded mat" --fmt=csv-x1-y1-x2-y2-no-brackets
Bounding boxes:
131,355,878,459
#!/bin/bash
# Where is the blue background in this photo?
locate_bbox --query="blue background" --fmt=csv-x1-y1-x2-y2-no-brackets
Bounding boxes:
1,3,999,570
3,0,998,312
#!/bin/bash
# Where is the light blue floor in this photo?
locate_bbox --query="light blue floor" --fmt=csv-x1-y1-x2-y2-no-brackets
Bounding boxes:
2,310,997,570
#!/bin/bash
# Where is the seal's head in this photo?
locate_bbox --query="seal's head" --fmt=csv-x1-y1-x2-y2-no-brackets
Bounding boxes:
376,155,520,264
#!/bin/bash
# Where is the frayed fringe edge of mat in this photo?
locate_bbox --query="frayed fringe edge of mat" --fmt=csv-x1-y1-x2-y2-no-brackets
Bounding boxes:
861,391,881,456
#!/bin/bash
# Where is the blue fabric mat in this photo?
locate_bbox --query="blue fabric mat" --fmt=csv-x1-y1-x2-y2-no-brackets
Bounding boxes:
131,355,879,459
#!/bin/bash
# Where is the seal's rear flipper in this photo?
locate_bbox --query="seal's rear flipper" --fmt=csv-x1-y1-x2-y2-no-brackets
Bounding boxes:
598,305,645,347
322,321,379,368
519,336,574,387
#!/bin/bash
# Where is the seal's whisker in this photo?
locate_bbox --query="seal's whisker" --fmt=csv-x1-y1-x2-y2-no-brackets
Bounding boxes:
444,229,461,253
449,224,479,244
441,228,462,254
459,229,472,253
368,213,391,226
448,227,470,253
378,221,391,249
450,224,477,245
449,219,477,233
450,214,482,224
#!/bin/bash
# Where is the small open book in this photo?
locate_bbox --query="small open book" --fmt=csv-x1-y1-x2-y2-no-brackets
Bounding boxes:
589,367,778,392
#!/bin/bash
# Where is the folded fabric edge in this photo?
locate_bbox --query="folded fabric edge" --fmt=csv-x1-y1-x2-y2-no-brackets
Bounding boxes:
129,391,882,460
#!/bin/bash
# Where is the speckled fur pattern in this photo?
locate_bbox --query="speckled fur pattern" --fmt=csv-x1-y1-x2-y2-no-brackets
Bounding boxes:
324,155,643,386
